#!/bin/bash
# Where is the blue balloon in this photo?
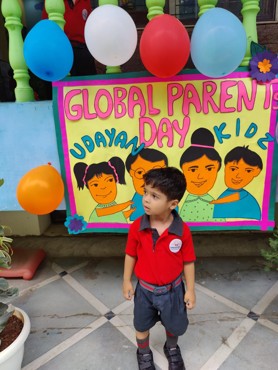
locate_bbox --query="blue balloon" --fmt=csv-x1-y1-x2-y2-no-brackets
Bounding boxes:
23,20,73,82
191,8,247,78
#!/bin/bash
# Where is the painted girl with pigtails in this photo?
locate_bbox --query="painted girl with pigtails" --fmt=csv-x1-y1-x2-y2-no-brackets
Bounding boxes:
74,157,133,223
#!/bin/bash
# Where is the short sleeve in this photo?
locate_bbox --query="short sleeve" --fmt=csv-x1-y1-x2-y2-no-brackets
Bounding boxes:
125,220,140,257
181,224,196,262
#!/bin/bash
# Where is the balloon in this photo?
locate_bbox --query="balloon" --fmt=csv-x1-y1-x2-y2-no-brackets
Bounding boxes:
84,5,137,66
23,20,73,81
139,14,190,78
190,8,247,78
17,164,64,215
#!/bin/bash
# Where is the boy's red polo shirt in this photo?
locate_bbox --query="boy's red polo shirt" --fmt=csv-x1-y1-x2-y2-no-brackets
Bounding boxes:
125,211,196,285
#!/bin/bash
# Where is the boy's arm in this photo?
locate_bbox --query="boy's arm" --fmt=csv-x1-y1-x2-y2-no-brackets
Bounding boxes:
183,262,196,310
123,254,136,300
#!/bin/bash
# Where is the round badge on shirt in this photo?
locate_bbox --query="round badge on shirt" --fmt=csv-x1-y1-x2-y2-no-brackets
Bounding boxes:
169,239,182,253
82,9,88,21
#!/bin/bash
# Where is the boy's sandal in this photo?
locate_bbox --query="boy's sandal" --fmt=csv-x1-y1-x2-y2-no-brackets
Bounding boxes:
136,349,155,370
163,343,185,370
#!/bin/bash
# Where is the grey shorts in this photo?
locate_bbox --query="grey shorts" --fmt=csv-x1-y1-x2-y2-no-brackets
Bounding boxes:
133,280,189,336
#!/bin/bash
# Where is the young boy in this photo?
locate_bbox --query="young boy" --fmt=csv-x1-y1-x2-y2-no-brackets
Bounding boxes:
123,167,196,370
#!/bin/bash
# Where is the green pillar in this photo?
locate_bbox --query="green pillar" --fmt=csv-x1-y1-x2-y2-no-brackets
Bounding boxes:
240,0,260,66
99,0,121,73
146,0,165,21
197,0,218,17
99,0,118,5
1,0,34,102
44,0,65,30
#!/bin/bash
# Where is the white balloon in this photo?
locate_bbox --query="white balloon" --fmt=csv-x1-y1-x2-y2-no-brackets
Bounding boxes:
84,5,138,66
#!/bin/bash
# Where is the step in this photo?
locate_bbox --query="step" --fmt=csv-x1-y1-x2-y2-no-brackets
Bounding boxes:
11,223,271,258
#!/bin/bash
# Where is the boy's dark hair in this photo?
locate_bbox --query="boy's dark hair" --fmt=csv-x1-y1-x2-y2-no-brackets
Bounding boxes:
143,167,186,201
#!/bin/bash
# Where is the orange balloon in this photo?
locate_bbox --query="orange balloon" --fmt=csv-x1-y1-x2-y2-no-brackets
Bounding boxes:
16,164,64,215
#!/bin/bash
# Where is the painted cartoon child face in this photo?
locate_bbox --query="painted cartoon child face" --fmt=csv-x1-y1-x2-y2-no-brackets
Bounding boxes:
181,155,220,196
224,159,261,190
129,156,167,195
87,173,117,204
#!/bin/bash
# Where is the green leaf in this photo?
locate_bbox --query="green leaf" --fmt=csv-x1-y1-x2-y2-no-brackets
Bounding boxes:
0,303,14,332
0,278,9,291
250,41,267,57
0,302,8,315
0,279,18,298
261,228,278,271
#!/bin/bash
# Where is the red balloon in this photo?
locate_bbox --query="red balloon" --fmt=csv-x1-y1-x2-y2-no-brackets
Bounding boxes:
140,14,190,78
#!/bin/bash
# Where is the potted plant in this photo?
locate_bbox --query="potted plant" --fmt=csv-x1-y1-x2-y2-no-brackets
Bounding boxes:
261,227,278,271
0,224,31,370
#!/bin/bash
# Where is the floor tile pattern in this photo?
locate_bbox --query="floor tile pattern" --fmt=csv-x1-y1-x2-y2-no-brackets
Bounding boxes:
5,257,278,370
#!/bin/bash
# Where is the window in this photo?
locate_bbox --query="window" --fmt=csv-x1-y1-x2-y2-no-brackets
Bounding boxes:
256,0,277,21
98,1,277,27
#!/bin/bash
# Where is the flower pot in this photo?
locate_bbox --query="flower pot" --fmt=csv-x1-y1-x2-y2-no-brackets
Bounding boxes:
0,307,30,370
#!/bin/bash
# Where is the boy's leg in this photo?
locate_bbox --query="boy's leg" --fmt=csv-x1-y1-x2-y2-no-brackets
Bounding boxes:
136,330,150,353
165,330,178,348
134,283,159,370
136,330,155,370
158,283,187,370
163,331,185,370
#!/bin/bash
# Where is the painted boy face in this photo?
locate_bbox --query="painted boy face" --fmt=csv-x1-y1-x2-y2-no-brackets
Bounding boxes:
181,155,220,195
129,156,166,195
88,174,117,204
224,159,261,189
142,184,177,217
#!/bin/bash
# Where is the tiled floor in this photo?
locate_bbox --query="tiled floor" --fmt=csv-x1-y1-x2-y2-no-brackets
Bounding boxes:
5,256,278,370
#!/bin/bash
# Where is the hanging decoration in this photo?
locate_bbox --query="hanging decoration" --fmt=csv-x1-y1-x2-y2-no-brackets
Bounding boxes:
84,4,138,66
190,8,247,78
139,14,190,78
249,42,278,83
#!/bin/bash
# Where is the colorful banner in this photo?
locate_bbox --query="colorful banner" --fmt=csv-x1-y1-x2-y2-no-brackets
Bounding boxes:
53,69,278,233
